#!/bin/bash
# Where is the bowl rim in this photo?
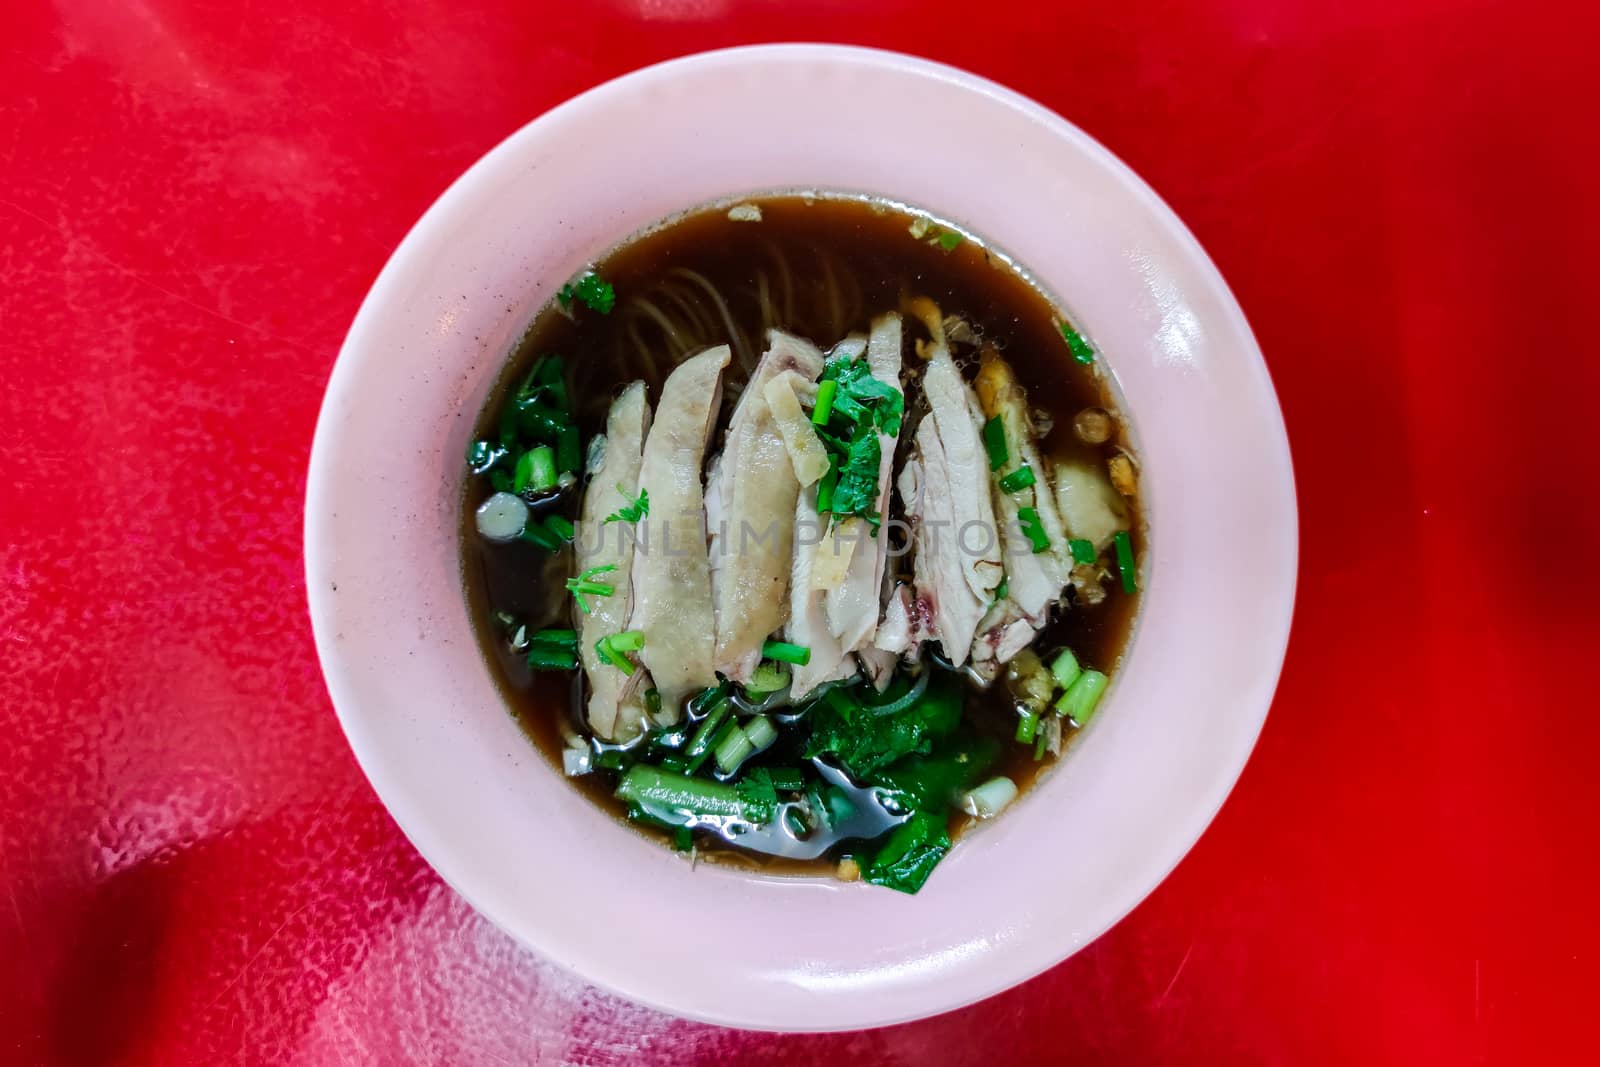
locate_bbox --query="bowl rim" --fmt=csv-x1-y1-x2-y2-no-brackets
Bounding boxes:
305,42,1297,1031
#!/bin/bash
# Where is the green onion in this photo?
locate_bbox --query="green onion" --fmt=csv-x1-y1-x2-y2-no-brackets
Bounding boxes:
936,230,964,252
999,465,1036,493
542,514,575,543
530,628,577,649
1113,530,1137,593
1034,730,1048,761
527,644,576,671
745,662,790,694
812,379,838,425
761,640,812,666
816,463,838,513
1017,506,1050,553
982,416,1009,471
960,775,1018,818
609,629,644,653
557,425,581,475
488,470,514,494
1069,538,1096,564
742,715,778,753
684,699,732,760
714,723,755,775
1049,648,1082,692
1056,670,1109,726
594,635,633,672
1015,709,1040,744
515,401,565,440
614,765,744,820
1059,321,1095,364
519,519,561,551
658,755,688,775
645,688,662,718
784,808,809,836
525,446,558,493
467,440,506,474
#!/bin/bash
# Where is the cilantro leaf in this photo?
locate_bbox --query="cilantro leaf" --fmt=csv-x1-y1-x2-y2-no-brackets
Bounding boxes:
604,485,649,525
862,811,950,894
829,427,882,525
735,769,779,825
559,273,616,315
820,355,904,436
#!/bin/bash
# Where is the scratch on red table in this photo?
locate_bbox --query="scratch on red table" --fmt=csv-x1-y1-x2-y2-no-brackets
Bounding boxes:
206,899,315,1010
0,196,321,358
1156,942,1195,1008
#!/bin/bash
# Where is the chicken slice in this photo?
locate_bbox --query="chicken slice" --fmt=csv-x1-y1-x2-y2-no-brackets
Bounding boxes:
919,335,1004,602
632,345,729,718
575,382,653,740
708,331,825,681
899,417,987,666
785,485,858,699
824,313,904,656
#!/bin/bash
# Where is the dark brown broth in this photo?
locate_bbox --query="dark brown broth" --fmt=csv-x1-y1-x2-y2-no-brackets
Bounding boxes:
462,194,1142,873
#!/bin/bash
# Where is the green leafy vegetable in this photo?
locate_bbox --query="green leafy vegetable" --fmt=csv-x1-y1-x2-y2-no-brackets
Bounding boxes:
805,674,963,778
1058,321,1095,364
559,272,616,314
869,733,1000,813
862,811,950,895
604,485,649,525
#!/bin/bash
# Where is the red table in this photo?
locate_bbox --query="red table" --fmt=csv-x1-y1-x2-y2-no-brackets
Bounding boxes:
3,2,1596,1063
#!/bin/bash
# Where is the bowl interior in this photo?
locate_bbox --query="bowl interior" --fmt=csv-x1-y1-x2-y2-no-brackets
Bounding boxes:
305,44,1296,1031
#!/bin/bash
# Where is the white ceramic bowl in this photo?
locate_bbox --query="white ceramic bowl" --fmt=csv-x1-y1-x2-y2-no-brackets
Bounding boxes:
305,44,1296,1031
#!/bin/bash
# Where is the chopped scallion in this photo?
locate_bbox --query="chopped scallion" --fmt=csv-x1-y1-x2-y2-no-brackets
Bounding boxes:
609,629,644,653
543,514,575,543
999,465,1036,493
1059,321,1095,364
1049,647,1082,692
742,715,778,753
527,644,576,671
816,463,838,513
812,379,838,425
1069,538,1096,564
557,425,581,475
745,662,790,694
982,415,1009,471
1017,506,1050,553
1113,530,1137,593
594,635,634,672
1015,709,1040,744
1056,670,1109,726
936,230,964,252
713,722,755,775
522,446,557,493
761,640,812,666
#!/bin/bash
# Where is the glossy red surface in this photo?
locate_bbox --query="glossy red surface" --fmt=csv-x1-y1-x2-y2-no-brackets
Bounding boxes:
3,1,1596,1062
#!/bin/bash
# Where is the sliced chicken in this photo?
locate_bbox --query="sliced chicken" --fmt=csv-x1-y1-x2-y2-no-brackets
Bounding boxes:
632,345,730,718
785,486,858,698
898,417,987,666
1054,457,1131,551
575,382,653,740
919,334,1004,602
707,331,825,681
824,313,904,657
